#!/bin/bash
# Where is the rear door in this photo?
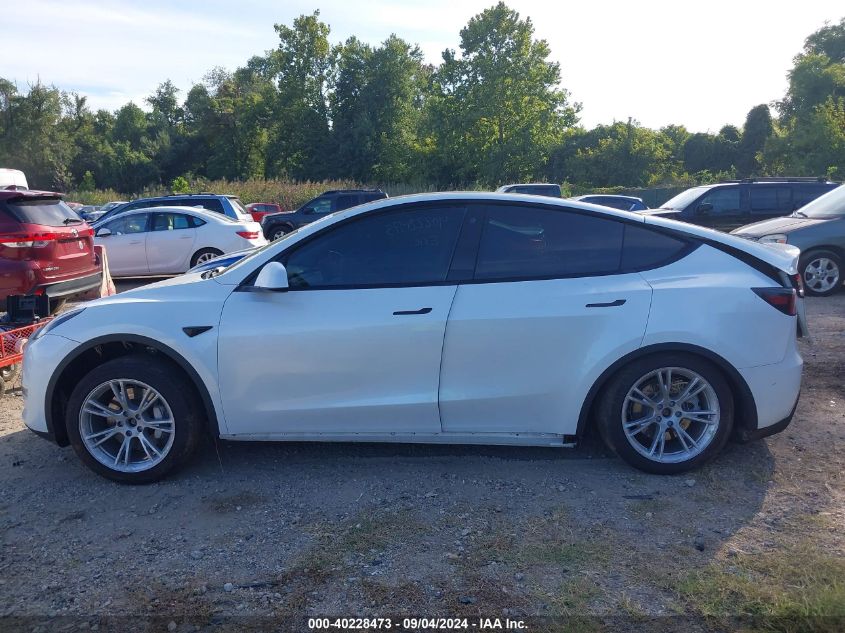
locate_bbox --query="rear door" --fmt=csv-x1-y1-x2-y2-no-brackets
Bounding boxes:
749,185,793,222
146,212,197,273
439,203,655,436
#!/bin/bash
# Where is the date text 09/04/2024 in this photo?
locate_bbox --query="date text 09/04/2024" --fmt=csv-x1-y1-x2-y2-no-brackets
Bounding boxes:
307,617,528,630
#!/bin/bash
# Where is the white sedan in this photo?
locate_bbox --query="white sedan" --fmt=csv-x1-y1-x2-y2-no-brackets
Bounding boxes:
93,206,267,276
23,193,805,483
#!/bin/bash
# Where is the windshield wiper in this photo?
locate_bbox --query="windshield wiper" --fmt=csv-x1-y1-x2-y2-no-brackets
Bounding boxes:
63,217,83,224
792,211,808,218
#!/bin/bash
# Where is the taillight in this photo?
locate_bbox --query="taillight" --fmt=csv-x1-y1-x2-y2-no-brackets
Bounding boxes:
790,272,805,298
752,288,797,316
0,232,59,248
236,231,260,239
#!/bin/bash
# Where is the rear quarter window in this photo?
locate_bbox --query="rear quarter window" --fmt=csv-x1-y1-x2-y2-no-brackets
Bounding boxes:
621,224,690,270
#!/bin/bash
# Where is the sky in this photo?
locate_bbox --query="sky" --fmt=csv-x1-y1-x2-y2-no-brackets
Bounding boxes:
2,0,844,132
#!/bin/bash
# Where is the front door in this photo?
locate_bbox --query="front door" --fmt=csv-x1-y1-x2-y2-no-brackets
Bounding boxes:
217,202,469,436
97,212,150,276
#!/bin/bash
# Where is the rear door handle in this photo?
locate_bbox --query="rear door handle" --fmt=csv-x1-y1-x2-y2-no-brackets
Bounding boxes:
585,299,626,308
393,307,432,316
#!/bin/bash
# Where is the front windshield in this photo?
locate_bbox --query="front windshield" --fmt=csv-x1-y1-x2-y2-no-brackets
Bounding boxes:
795,184,845,219
660,187,707,210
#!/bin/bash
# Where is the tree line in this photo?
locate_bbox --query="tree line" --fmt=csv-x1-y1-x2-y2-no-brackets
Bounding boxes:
1,3,844,195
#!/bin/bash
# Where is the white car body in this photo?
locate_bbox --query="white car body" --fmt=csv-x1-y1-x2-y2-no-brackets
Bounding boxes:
93,206,267,276
22,193,804,479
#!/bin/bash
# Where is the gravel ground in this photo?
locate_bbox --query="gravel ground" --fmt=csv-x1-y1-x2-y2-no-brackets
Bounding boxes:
0,290,842,632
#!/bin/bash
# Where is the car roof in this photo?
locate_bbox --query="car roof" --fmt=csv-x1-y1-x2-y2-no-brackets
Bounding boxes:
102,205,233,222
0,188,63,201
574,194,644,202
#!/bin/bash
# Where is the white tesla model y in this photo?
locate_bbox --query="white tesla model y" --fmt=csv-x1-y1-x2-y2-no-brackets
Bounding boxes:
22,193,805,483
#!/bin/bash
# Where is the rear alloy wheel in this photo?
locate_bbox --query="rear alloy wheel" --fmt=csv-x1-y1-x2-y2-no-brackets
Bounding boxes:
597,354,733,474
190,248,223,268
800,250,841,297
66,355,202,484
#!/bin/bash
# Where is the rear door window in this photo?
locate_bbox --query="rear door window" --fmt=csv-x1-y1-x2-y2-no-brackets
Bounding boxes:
152,213,193,231
2,198,82,227
191,199,225,214
750,186,792,214
334,195,360,211
474,205,624,280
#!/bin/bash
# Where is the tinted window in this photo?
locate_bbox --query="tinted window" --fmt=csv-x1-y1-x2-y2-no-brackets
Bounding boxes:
152,213,192,231
284,206,466,288
189,199,224,214
511,185,560,197
305,198,332,214
750,186,791,214
3,198,82,227
334,195,359,211
794,184,835,209
586,196,636,211
104,214,148,235
361,192,385,202
474,206,624,280
698,187,741,215
188,215,206,228
621,224,689,270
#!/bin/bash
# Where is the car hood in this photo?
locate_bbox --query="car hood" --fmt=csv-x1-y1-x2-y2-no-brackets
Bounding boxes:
731,216,826,237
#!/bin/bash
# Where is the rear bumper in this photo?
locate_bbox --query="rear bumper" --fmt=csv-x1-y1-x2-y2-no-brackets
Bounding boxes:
39,271,103,298
737,343,802,437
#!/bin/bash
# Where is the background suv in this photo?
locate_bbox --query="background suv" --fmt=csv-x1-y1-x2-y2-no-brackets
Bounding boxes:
0,190,101,313
733,183,845,296
93,194,252,226
650,178,839,231
261,189,387,240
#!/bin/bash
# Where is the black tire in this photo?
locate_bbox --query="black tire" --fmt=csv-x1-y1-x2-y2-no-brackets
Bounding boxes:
799,249,842,297
190,248,223,268
267,224,291,241
65,354,203,484
596,353,734,475
49,298,67,315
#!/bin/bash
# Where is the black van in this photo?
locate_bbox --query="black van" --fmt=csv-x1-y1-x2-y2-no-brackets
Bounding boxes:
648,178,839,231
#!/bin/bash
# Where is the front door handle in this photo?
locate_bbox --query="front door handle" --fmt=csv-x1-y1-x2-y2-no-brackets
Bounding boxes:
393,307,432,316
585,299,626,308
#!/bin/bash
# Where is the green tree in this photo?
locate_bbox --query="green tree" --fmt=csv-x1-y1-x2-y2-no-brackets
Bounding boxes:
266,11,333,179
427,2,578,185
736,104,773,177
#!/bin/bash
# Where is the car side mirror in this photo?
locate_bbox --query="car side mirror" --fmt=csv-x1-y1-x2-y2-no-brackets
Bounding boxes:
96,228,112,237
696,203,713,215
253,261,289,292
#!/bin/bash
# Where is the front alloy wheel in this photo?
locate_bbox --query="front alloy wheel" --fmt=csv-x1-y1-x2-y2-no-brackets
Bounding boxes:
79,379,175,473
66,355,202,483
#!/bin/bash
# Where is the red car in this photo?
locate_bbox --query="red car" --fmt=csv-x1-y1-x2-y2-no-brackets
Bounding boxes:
245,202,284,223
0,190,102,314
